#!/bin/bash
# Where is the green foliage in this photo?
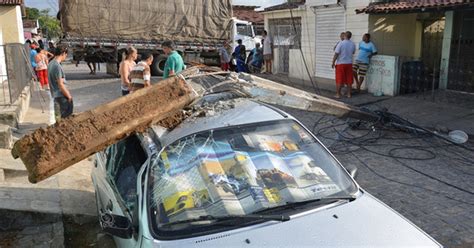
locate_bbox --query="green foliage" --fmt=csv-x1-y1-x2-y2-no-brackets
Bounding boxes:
25,7,40,20
24,7,61,39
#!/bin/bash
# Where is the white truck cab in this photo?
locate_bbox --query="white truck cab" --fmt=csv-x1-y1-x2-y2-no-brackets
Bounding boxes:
233,18,261,52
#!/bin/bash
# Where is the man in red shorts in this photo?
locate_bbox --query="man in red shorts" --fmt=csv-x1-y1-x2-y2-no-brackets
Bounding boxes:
331,31,356,98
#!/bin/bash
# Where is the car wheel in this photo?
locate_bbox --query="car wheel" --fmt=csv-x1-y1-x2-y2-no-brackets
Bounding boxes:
151,54,167,76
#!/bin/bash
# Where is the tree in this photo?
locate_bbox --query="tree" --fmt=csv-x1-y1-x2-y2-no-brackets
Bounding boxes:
25,7,61,39
25,7,40,20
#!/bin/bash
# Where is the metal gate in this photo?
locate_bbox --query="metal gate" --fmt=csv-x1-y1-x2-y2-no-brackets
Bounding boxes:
448,10,474,93
268,18,301,74
0,44,35,105
314,6,345,80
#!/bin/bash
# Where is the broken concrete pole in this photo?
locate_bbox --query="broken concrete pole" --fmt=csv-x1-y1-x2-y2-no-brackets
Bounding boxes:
204,73,380,122
247,75,379,122
11,77,195,183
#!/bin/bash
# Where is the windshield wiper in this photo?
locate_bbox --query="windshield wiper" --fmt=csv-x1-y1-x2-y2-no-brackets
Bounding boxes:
257,196,356,214
160,214,290,227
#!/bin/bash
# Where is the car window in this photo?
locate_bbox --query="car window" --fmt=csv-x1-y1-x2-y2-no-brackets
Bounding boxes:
106,135,147,210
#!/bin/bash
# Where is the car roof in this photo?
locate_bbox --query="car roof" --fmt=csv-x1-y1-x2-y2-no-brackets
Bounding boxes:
153,98,292,147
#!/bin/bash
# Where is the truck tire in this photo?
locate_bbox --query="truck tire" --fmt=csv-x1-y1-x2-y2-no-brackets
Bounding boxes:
151,54,168,76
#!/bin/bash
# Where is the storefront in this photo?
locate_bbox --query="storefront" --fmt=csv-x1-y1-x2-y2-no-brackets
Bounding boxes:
357,0,474,94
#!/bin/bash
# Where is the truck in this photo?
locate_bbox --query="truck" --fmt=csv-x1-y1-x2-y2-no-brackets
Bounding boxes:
58,0,258,76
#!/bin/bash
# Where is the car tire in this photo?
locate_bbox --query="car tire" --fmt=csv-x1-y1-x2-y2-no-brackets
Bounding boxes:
151,54,167,76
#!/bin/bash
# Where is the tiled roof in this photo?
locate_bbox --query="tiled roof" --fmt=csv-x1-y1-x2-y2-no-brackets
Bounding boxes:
356,0,473,14
233,5,260,10
233,7,264,24
0,0,23,5
263,0,305,12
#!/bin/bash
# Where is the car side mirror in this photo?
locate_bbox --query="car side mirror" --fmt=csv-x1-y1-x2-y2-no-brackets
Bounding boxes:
345,164,358,179
100,213,133,239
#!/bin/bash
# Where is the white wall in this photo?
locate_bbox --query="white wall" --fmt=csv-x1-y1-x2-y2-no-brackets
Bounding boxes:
263,7,316,78
264,0,372,82
0,5,24,44
0,29,7,85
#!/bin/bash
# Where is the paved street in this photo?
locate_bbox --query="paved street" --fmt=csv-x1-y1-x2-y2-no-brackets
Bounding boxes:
1,63,473,247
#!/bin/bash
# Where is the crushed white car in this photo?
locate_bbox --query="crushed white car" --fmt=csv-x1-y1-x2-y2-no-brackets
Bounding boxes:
92,92,442,247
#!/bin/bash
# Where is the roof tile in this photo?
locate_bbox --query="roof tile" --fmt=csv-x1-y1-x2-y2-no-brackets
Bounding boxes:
356,0,473,14
0,0,23,5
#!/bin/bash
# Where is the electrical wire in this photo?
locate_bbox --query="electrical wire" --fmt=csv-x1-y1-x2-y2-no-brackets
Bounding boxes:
309,109,474,198
289,5,320,94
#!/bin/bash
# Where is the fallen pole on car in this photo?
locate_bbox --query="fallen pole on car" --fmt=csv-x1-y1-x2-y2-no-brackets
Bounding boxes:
11,67,379,183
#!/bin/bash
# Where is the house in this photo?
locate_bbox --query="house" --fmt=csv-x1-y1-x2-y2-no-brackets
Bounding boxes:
262,0,315,80
356,0,474,94
23,19,39,40
262,0,373,90
0,0,25,44
233,5,265,36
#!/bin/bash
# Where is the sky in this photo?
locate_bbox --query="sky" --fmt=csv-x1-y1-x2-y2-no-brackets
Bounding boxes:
24,0,286,15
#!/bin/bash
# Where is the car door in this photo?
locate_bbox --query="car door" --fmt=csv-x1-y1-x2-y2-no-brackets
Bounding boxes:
97,134,149,247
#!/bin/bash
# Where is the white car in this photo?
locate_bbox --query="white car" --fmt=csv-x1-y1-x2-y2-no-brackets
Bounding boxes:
92,93,442,247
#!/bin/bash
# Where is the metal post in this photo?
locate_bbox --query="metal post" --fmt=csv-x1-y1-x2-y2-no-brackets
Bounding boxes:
4,45,13,104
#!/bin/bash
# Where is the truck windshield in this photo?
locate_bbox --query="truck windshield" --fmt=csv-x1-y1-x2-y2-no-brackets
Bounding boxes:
236,23,253,37
148,120,357,237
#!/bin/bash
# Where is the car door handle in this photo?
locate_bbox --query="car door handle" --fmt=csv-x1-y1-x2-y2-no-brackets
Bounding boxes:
106,200,113,211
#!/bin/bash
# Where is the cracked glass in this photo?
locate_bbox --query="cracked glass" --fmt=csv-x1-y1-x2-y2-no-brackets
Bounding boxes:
148,120,357,232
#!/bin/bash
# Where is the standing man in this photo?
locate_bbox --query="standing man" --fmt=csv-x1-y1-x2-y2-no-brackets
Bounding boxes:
162,41,185,79
262,30,273,74
332,31,356,99
48,45,73,119
353,33,377,92
232,39,247,73
129,53,153,92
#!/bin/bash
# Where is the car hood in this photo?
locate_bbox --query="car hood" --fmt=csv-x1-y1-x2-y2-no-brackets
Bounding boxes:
152,192,441,247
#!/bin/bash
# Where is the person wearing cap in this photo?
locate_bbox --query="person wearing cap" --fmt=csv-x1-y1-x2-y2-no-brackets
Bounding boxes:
30,42,39,72
162,40,185,79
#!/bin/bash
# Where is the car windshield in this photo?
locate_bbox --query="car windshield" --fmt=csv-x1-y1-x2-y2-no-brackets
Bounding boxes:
236,23,253,37
148,120,357,234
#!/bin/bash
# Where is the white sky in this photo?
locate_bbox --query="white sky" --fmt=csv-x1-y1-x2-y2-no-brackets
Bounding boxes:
24,0,286,15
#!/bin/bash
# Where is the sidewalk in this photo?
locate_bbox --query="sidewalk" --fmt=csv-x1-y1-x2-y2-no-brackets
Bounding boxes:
0,88,108,247
257,73,474,136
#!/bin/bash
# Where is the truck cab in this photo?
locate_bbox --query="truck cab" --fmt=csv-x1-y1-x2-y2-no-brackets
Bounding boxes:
233,18,261,52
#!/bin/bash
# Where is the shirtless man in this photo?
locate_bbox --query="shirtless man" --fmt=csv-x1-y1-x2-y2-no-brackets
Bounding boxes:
119,47,138,96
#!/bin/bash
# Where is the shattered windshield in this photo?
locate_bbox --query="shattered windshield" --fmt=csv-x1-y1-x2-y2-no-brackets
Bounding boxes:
148,120,357,234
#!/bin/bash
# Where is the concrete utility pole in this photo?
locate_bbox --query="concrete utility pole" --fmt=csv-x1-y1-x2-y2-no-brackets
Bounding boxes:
12,68,378,183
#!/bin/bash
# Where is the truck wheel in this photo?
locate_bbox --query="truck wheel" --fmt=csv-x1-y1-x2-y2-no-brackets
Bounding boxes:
151,55,167,76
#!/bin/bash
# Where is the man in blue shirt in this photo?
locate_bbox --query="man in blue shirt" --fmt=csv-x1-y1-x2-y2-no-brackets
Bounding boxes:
30,42,38,71
353,33,377,92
